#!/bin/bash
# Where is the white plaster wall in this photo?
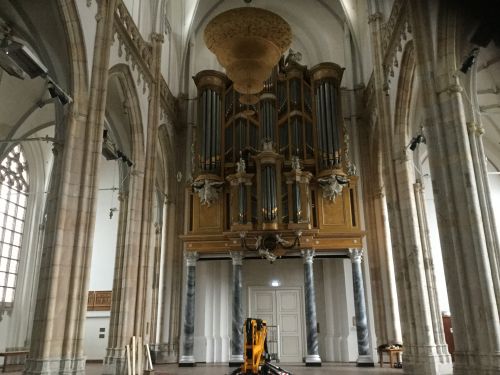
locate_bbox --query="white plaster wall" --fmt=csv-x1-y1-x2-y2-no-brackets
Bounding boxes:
191,257,361,363
108,47,149,151
488,173,500,242
339,0,372,84
75,0,97,88
421,157,450,313
319,259,358,362
193,260,231,363
84,312,111,360
88,156,120,291
160,32,181,96
83,157,120,361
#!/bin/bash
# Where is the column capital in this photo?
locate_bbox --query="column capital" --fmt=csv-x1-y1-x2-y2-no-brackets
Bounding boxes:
349,248,364,263
230,251,244,265
301,249,315,264
151,32,164,44
466,121,485,135
184,251,199,266
368,12,383,24
118,191,128,202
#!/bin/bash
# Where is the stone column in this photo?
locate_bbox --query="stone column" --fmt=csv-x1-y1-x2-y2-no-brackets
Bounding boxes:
409,2,500,373
301,249,321,366
414,180,452,363
24,1,117,374
179,251,198,366
229,251,244,366
156,196,178,363
349,249,374,366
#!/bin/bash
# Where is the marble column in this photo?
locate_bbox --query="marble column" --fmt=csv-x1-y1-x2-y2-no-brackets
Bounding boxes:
301,249,322,366
229,251,244,366
179,251,198,366
349,249,374,367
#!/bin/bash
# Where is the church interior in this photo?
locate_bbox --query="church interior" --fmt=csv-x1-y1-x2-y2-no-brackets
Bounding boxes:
0,0,499,374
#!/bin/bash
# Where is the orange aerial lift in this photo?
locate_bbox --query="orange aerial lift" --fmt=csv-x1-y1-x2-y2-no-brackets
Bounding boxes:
230,318,292,375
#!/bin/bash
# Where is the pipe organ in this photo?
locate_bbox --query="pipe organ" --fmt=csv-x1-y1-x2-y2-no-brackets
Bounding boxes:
184,61,363,256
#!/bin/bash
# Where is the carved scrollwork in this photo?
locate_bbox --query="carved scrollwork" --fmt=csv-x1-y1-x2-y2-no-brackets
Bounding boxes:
240,231,302,263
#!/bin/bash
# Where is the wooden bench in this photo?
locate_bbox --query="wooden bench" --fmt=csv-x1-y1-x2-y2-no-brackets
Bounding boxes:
378,347,403,368
0,351,28,373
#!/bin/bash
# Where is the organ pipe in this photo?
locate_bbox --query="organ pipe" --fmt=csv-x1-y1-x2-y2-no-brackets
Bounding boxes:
310,62,345,172
193,62,346,232
193,70,226,175
239,182,246,223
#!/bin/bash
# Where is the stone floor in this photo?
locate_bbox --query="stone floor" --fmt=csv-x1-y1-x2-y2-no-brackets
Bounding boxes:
6,362,403,374
93,362,401,374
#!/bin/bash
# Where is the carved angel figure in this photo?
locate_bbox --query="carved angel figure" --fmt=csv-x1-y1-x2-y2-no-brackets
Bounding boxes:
258,247,277,263
275,234,291,247
317,174,349,202
192,178,224,206
291,155,301,171
236,157,246,173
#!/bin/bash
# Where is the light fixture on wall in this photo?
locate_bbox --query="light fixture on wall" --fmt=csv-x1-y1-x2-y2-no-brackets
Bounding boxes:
109,207,118,219
47,78,72,105
409,134,426,151
0,29,72,105
459,47,480,74
0,35,48,79
102,130,133,167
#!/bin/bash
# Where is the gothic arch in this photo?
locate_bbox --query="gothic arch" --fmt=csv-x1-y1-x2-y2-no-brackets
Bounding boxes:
107,64,145,164
393,41,416,154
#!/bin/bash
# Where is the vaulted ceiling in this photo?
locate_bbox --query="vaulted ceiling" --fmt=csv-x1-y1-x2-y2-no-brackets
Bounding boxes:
175,0,373,89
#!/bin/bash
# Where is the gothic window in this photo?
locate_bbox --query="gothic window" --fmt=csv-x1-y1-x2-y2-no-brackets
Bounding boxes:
0,145,29,307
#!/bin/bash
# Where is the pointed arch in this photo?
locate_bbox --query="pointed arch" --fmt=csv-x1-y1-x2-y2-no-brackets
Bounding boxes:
393,40,416,153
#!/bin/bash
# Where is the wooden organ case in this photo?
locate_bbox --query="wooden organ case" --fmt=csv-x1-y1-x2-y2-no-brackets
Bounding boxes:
182,61,364,257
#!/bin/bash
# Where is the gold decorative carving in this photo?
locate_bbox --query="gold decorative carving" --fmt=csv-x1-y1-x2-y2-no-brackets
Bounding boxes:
87,291,112,311
204,7,291,95
310,62,345,83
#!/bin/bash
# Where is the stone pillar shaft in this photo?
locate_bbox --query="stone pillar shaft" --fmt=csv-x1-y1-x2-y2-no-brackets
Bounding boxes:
230,252,244,365
409,2,500,373
301,250,321,366
25,1,118,374
466,117,500,310
414,181,451,362
366,7,447,374
156,198,179,363
349,249,373,366
103,32,164,375
179,252,198,366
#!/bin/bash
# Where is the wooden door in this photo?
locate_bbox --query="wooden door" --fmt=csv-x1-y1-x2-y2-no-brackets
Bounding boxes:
249,287,304,362
276,289,303,362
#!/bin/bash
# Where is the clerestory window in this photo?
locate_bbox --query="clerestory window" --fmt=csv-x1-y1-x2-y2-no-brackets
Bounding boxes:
0,144,29,307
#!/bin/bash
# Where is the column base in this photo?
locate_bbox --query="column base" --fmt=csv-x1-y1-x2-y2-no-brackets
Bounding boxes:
24,357,86,374
178,355,196,367
305,354,322,366
103,347,127,374
356,354,375,367
229,354,244,367
152,343,178,364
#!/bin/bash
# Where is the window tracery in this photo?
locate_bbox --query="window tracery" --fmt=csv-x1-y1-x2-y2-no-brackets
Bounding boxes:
0,144,29,309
